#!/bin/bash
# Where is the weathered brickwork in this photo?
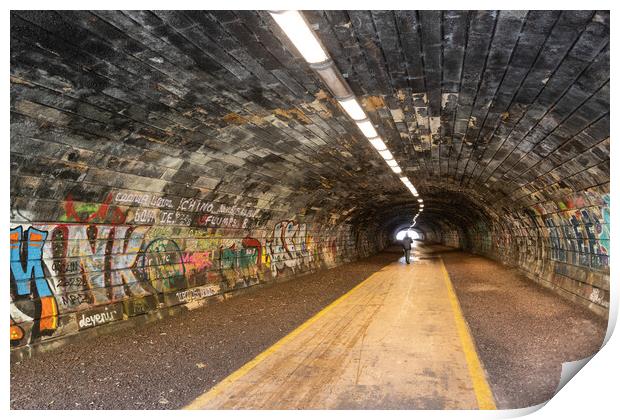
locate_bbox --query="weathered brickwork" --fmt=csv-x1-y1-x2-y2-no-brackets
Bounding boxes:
10,10,609,353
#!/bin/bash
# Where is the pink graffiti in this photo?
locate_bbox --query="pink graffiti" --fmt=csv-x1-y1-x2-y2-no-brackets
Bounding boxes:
181,251,214,273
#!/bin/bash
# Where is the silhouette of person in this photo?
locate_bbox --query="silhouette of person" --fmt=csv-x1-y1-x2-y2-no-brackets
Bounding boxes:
402,233,413,264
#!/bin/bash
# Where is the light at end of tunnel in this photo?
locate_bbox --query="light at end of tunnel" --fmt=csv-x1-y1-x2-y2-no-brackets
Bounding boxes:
396,229,420,241
269,11,329,64
369,137,387,151
391,166,402,173
356,120,378,138
386,159,398,167
337,97,366,121
379,149,393,160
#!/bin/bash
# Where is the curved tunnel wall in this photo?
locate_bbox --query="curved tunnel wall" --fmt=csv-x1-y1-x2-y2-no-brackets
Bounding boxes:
10,169,389,352
9,10,398,354
410,182,610,317
11,205,387,352
10,10,609,355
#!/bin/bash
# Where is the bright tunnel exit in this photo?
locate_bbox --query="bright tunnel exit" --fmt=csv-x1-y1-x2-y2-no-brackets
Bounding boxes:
395,229,420,241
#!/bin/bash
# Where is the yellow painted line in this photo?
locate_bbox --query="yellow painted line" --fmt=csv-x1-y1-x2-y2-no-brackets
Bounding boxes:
183,266,387,410
439,257,497,410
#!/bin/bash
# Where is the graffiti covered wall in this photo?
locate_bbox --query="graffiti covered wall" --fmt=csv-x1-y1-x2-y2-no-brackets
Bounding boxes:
10,190,387,352
435,188,610,317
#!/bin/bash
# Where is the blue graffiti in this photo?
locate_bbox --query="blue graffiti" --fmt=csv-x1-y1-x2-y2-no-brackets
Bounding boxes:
10,226,52,297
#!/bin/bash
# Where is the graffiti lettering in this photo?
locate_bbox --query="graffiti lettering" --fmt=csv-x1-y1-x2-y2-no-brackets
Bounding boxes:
266,221,315,276
8,209,367,349
176,285,220,303
182,251,214,274
78,308,120,329
114,192,174,209
10,226,59,341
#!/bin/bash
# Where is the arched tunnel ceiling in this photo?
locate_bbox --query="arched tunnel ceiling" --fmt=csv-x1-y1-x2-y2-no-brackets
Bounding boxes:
10,10,609,231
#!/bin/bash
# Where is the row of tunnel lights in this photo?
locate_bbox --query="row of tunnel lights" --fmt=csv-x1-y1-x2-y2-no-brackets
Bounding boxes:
269,11,424,217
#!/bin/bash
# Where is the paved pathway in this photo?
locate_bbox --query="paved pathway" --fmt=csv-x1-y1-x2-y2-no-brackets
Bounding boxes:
186,245,496,409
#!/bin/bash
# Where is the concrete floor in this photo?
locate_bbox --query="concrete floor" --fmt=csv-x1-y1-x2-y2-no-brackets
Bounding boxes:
10,243,607,410
186,244,494,409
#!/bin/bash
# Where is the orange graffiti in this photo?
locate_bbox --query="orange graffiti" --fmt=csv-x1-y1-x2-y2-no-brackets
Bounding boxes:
39,296,58,331
10,319,24,342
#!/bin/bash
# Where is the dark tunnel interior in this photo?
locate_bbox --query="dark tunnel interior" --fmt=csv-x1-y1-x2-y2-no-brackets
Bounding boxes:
10,10,609,355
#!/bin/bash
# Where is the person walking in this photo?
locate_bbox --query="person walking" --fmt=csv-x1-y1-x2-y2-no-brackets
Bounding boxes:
402,233,413,264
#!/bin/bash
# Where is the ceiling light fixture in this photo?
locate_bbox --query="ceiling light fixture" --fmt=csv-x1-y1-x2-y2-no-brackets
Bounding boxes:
338,97,366,121
355,120,378,138
269,11,329,64
369,137,387,151
391,166,402,174
379,150,393,160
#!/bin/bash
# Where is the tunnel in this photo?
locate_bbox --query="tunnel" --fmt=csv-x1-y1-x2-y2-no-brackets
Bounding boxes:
10,10,610,410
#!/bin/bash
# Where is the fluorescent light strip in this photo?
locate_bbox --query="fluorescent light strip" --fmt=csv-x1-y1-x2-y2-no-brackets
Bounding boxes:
369,137,387,151
356,120,378,138
338,97,366,121
391,166,402,174
270,11,329,64
379,150,393,160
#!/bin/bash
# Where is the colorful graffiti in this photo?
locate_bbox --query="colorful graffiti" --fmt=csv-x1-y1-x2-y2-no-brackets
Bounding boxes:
9,198,375,350
61,193,127,224
182,250,215,274
265,221,315,277
10,226,59,344
600,194,610,256
48,224,152,305
141,238,187,293
220,236,262,287
516,192,611,270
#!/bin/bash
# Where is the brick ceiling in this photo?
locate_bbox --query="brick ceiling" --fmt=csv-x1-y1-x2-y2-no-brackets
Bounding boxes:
11,10,610,233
